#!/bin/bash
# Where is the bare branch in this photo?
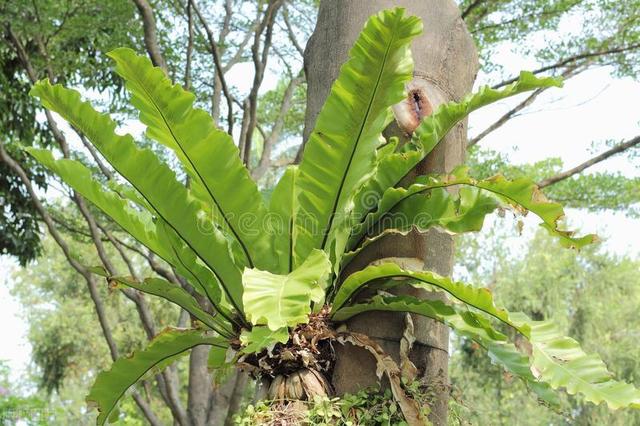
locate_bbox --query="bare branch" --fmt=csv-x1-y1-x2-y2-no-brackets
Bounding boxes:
283,3,304,57
492,43,640,89
242,0,284,166
220,0,233,43
471,8,566,36
131,0,168,72
469,67,580,147
237,98,251,161
538,135,640,188
192,0,235,134
223,371,250,426
467,88,544,148
221,20,260,73
79,134,113,179
188,346,213,425
252,72,303,180
461,0,486,20
184,0,194,90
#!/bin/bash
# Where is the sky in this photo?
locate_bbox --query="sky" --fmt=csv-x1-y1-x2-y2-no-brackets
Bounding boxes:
1,16,639,385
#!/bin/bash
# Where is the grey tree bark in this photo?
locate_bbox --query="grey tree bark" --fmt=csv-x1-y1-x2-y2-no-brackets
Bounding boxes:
302,1,478,424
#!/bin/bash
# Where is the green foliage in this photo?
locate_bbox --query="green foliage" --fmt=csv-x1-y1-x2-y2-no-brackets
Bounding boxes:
459,0,640,79
0,361,49,426
268,165,299,274
294,8,422,268
347,72,566,260
0,43,49,265
467,147,640,216
108,47,274,272
26,6,637,424
242,249,331,331
0,0,148,263
234,384,432,426
87,328,227,425
0,143,46,265
239,327,290,355
451,229,640,424
9,234,177,425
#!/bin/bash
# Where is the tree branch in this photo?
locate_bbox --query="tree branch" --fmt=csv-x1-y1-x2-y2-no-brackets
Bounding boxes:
283,2,304,57
223,371,249,426
492,43,640,89
188,346,213,425
242,0,283,166
251,72,303,180
469,67,580,147
192,0,235,134
461,0,486,20
79,134,113,179
131,0,168,72
184,0,194,90
467,88,545,148
538,135,640,188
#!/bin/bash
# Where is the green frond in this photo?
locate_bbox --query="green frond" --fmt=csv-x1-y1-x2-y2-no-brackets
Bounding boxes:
108,48,272,270
332,294,560,405
87,328,228,425
294,8,422,267
332,263,640,409
29,80,245,313
268,165,299,274
349,73,563,253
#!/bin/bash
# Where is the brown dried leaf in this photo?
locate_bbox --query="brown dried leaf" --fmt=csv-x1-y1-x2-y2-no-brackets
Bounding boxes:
334,331,427,426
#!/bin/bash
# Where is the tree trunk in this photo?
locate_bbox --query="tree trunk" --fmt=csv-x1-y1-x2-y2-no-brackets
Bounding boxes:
303,1,478,424
187,346,212,425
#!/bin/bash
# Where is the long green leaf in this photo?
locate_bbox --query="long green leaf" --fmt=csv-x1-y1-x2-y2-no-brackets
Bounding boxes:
333,294,506,341
243,249,331,330
333,294,559,405
347,186,499,255
413,166,596,248
332,262,526,335
106,275,229,335
348,165,595,253
348,73,563,251
30,81,245,313
108,48,272,270
527,317,640,409
332,263,640,409
341,187,498,268
26,149,163,256
412,72,562,154
294,8,422,267
25,149,227,309
268,166,298,274
87,328,228,425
